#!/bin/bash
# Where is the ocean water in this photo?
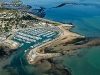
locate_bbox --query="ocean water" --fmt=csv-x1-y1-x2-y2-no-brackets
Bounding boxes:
1,0,100,75
44,4,100,37
62,47,100,75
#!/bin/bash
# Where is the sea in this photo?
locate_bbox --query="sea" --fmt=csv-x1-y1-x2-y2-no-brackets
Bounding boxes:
0,0,100,75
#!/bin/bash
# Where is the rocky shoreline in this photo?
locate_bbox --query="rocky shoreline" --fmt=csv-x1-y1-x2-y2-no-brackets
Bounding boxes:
47,59,71,75
0,46,14,61
45,37,100,56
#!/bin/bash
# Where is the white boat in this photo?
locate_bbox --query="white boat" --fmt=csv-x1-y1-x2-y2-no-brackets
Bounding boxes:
32,40,36,42
47,33,55,38
26,41,31,44
24,50,27,53
30,46,34,48
19,43,24,47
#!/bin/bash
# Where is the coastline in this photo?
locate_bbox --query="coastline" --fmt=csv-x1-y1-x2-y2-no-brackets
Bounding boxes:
0,1,100,75
25,13,85,65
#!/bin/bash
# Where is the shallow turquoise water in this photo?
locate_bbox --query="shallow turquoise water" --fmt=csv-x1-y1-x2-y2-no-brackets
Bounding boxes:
62,47,100,75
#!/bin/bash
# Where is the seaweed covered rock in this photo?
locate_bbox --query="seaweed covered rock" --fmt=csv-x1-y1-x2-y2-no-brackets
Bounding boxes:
0,46,12,61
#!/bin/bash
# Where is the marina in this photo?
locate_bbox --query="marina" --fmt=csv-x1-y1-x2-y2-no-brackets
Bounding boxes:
12,28,58,49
